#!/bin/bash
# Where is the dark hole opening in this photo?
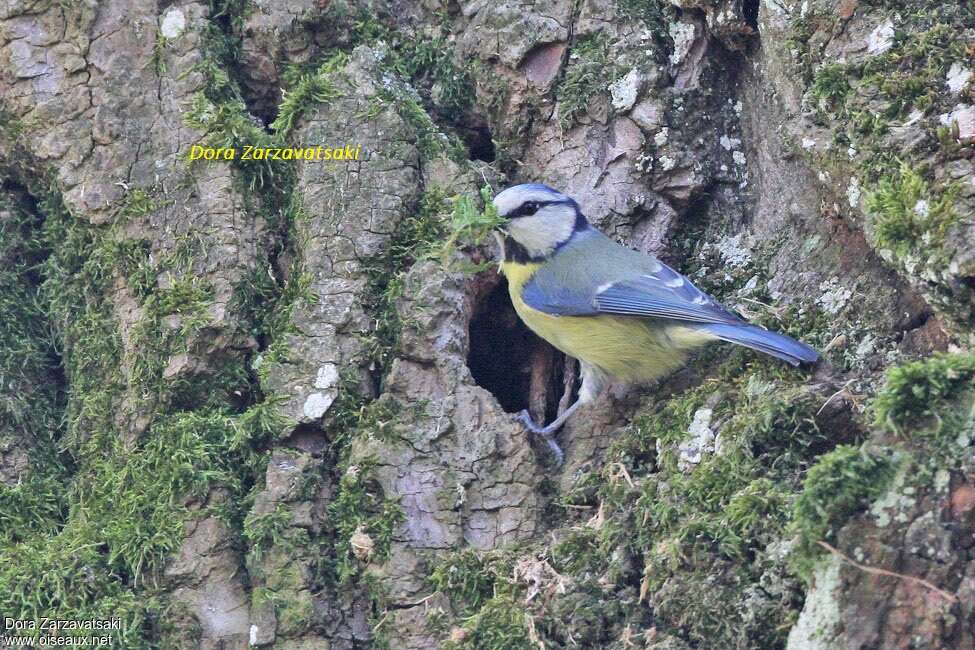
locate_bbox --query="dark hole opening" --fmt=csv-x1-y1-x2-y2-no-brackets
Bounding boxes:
467,275,567,421
743,0,759,31
459,125,496,162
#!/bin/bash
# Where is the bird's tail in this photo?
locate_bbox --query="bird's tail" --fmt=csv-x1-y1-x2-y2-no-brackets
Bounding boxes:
700,323,819,366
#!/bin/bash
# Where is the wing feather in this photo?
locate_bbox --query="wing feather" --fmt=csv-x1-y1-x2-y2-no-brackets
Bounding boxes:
519,230,740,325
593,274,741,324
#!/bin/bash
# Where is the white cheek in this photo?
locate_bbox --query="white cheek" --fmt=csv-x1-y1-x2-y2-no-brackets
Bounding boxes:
507,218,532,242
509,217,553,253
508,211,575,256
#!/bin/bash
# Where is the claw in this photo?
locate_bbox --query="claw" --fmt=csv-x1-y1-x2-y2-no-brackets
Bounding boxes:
516,409,565,466
540,436,564,467
517,409,544,432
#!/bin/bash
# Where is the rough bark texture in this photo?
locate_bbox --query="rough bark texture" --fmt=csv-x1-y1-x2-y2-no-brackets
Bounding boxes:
1,0,974,648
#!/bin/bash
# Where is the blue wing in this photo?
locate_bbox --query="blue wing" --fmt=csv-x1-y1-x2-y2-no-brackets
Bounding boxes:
519,227,819,365
520,228,739,324
592,270,741,325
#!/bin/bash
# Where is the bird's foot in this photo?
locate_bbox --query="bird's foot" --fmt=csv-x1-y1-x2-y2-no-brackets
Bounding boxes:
517,410,564,466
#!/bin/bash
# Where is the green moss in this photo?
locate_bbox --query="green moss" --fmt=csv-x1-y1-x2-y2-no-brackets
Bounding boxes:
356,394,423,444
861,20,968,113
244,504,295,562
271,53,349,135
150,30,169,75
360,189,451,375
126,274,216,400
724,477,791,545
785,7,832,85
348,12,476,121
358,183,502,386
0,3,317,640
548,357,829,646
556,470,602,510
444,595,537,650
0,190,64,451
79,409,268,578
0,469,67,545
637,451,767,564
649,563,795,649
631,386,708,448
557,34,621,130
35,188,125,451
865,161,959,263
797,4,975,275
806,8,971,122
381,84,468,162
327,459,405,585
551,528,606,575
437,357,821,647
433,185,505,269
0,399,275,645
242,260,318,389
872,352,975,439
789,445,897,577
115,187,172,221
252,562,319,638
187,3,292,193
0,156,287,648
0,533,157,645
275,591,315,635
390,33,476,121
429,549,507,614
183,92,279,190
809,63,852,111
723,384,828,479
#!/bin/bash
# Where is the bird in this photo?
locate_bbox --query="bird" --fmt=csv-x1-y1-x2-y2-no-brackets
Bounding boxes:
491,183,819,464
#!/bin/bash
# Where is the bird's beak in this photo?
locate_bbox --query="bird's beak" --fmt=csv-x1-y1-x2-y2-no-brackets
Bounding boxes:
493,230,506,264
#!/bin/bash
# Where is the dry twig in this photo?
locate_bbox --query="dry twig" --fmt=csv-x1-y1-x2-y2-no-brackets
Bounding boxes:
817,541,958,604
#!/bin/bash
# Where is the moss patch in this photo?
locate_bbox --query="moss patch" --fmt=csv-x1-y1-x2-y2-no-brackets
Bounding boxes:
0,189,64,459
271,53,349,135
557,34,622,130
430,549,510,615
792,3,975,326
866,162,960,267
872,352,975,445
788,445,897,577
0,183,281,647
443,596,537,650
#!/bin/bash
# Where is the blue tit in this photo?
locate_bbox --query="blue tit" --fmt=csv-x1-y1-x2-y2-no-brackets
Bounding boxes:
492,183,819,464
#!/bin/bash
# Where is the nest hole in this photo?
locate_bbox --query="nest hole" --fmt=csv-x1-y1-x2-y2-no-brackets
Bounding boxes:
458,124,496,162
467,274,570,422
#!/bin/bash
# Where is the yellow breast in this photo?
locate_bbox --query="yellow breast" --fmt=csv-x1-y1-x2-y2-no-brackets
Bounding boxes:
500,261,713,383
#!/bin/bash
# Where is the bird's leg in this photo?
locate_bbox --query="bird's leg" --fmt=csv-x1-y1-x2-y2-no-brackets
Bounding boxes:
518,361,604,466
518,398,582,464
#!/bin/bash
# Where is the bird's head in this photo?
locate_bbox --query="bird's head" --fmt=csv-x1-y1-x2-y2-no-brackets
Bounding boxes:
492,183,588,262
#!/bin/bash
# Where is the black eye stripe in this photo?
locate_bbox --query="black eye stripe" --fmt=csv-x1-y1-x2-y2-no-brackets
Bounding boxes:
510,199,558,218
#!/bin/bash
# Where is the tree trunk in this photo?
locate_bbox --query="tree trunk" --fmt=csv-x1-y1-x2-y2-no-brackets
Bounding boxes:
1,0,973,648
